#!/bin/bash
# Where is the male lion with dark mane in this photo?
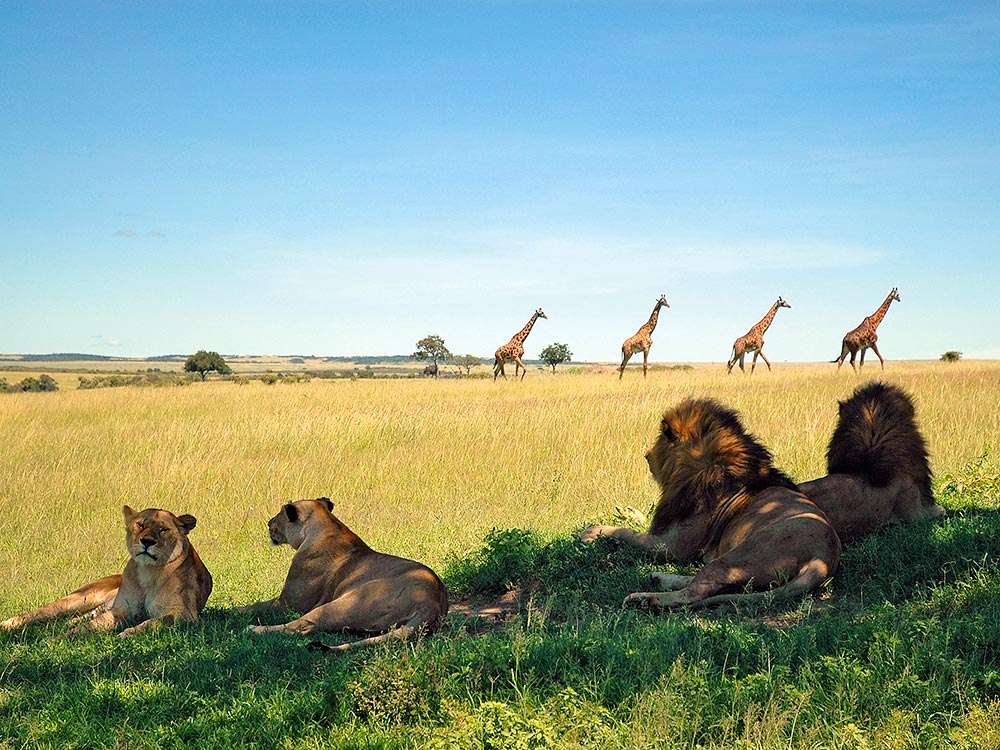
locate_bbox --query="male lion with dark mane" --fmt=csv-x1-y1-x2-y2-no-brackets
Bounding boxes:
0,506,212,637
241,498,448,652
798,381,944,541
579,398,840,609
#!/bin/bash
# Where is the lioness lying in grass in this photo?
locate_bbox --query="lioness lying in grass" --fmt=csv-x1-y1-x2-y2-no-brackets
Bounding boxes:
241,497,448,652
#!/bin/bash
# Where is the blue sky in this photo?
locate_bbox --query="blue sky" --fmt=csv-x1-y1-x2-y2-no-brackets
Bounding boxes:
2,2,998,362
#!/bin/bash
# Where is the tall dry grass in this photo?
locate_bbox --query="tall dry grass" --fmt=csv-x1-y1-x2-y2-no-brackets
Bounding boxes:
1,361,998,615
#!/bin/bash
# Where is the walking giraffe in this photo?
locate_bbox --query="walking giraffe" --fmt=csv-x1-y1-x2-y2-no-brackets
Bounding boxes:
727,296,791,374
836,287,900,371
493,308,548,381
618,295,669,380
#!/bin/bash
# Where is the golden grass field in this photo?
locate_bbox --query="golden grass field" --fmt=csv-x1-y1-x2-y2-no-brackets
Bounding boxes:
1,360,999,618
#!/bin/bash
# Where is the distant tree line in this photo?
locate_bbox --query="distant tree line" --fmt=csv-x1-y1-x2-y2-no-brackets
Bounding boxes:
78,373,193,389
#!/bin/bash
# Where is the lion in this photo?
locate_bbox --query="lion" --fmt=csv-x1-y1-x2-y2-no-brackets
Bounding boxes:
798,381,944,542
0,506,212,637
579,398,841,609
241,497,448,652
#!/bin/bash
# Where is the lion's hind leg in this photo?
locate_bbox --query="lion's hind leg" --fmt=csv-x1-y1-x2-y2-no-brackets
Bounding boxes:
626,558,832,611
245,588,374,637
0,574,121,631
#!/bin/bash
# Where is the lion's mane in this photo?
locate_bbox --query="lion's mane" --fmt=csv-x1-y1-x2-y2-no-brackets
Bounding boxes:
647,398,798,545
826,381,934,505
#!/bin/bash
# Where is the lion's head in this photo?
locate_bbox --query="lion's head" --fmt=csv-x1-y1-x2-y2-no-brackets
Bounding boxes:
124,506,197,567
268,497,335,549
646,398,796,537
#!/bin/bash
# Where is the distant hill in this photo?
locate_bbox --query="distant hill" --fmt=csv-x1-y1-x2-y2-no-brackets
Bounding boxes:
8,353,118,362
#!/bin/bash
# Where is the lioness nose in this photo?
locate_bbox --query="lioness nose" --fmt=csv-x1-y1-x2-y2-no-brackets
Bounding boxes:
141,536,156,549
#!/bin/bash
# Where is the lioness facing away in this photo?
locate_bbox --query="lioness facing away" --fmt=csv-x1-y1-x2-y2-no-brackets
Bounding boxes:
1,506,212,637
241,498,448,652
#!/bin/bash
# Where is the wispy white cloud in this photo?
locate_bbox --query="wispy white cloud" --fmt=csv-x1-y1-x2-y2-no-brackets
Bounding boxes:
113,229,166,238
90,335,122,348
257,229,886,307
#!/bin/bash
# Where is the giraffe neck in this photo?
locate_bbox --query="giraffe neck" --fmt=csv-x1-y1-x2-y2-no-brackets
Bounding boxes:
512,312,540,344
644,301,664,333
867,293,896,329
756,302,781,333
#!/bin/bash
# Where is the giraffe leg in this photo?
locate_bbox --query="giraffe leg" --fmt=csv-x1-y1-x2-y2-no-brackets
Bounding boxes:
750,351,760,374
642,348,649,378
515,356,528,380
836,342,849,370
859,348,867,369
619,351,632,380
849,349,858,372
727,348,737,374
870,342,886,370
494,359,506,381
757,349,772,372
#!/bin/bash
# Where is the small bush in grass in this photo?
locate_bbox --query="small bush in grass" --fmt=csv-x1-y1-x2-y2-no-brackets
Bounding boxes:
347,653,442,726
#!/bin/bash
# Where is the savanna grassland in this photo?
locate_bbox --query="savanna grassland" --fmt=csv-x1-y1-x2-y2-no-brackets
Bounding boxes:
2,361,1000,749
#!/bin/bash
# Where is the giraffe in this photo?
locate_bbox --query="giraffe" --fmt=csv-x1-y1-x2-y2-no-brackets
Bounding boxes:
493,308,548,381
727,296,791,374
836,287,900,371
618,294,669,380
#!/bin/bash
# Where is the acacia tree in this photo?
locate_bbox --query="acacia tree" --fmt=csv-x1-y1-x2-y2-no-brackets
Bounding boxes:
540,343,572,373
184,350,232,380
452,354,483,377
411,335,452,378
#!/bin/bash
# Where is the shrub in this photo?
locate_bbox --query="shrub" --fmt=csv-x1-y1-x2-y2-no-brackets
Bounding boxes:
2,374,59,393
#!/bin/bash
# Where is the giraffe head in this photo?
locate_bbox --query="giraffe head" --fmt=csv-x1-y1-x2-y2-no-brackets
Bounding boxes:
777,297,791,309
657,294,670,308
536,308,548,320
890,287,900,302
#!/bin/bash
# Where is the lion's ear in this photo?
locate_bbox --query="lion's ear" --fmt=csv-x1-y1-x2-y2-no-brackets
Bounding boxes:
177,514,197,533
317,497,334,512
283,504,300,523
123,505,138,522
661,422,676,442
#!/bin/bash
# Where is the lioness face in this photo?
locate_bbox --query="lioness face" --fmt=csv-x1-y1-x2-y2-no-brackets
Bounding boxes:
124,506,196,567
267,497,335,550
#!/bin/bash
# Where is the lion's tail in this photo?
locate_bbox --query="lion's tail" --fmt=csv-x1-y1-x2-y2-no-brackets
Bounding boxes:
825,381,934,502
308,625,417,653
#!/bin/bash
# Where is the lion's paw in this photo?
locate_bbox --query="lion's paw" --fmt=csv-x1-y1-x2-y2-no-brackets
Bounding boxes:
623,592,657,610
577,525,618,544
